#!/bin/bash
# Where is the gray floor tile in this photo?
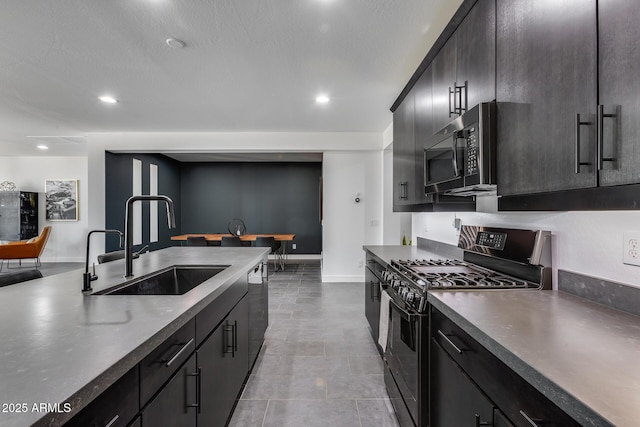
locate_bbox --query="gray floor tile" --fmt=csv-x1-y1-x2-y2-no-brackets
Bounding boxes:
357,399,400,427
348,355,385,375
242,374,327,399
327,374,388,399
262,339,325,356
263,399,360,427
228,400,268,427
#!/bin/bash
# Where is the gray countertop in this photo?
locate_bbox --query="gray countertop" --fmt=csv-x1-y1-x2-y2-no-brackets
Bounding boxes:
363,244,458,266
429,290,640,427
0,246,268,427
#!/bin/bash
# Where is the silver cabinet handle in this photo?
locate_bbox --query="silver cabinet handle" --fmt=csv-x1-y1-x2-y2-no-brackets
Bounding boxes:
597,104,616,170
575,113,593,173
520,410,543,427
475,414,492,427
104,415,119,427
437,329,463,354
187,367,202,413
164,338,194,367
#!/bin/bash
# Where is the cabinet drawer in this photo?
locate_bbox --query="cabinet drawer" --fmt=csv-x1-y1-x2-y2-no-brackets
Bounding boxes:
196,276,247,346
431,308,580,426
65,365,139,427
140,318,196,407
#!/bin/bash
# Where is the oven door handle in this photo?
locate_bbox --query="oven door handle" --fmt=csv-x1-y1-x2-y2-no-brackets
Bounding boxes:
388,295,416,322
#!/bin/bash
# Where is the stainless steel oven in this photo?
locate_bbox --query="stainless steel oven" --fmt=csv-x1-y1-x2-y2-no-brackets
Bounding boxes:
424,102,496,196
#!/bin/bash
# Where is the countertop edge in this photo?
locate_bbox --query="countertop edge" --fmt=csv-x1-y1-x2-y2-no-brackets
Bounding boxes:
427,293,612,427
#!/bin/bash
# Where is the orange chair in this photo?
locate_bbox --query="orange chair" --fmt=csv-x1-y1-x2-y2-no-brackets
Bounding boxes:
0,226,51,272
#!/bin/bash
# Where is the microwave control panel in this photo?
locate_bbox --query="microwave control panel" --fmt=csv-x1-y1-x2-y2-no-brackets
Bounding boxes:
466,127,478,176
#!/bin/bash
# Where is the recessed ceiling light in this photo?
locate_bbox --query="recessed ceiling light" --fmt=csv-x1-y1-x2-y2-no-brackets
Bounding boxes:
166,38,186,49
99,95,118,104
36,144,49,150
315,95,330,104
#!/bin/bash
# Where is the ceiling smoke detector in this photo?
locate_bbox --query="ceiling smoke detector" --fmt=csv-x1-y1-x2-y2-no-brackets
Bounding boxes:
166,38,186,49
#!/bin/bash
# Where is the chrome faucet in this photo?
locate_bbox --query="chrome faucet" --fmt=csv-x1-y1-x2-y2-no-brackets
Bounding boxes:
124,195,176,278
83,229,123,292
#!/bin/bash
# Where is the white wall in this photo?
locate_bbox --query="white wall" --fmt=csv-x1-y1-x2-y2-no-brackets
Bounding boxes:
322,151,383,282
413,205,640,289
0,156,88,262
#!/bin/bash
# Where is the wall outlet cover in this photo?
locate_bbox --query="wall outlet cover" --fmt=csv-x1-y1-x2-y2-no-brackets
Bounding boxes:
292,243,296,250
623,232,640,267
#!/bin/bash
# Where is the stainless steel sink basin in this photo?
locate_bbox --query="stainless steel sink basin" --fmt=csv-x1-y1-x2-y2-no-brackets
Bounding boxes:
96,265,229,295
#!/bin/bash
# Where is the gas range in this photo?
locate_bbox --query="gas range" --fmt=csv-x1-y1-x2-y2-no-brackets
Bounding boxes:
382,226,552,313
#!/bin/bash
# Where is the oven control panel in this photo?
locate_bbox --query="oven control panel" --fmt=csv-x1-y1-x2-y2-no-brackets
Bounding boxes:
476,231,507,250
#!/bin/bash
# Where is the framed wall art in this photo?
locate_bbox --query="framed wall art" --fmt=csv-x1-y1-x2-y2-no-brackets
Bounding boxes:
45,179,78,221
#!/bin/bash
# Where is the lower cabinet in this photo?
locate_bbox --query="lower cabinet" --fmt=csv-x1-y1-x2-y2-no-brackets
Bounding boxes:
141,354,198,426
430,340,494,427
364,258,383,348
430,307,580,427
198,296,249,427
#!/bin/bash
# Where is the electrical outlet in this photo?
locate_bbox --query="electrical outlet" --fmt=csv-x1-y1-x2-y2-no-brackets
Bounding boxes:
623,232,640,266
292,243,296,250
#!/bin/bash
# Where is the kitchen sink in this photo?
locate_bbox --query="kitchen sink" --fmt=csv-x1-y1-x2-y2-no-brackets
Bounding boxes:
96,265,229,295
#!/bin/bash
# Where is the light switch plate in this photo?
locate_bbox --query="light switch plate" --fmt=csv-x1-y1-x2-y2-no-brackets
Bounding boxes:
623,232,640,266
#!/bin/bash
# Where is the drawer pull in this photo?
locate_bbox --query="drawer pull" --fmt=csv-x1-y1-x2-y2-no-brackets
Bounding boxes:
164,338,195,367
520,410,543,427
437,330,464,354
104,414,119,427
187,367,202,413
475,414,492,427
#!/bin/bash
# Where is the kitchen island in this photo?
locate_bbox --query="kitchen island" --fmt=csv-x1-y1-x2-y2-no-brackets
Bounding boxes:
0,246,269,427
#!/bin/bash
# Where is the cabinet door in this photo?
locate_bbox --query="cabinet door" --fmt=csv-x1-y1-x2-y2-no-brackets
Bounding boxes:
364,266,381,343
456,0,496,110
198,297,249,427
141,354,198,427
430,341,495,427
393,90,416,208
0,192,19,241
599,1,640,187
432,36,457,132
414,66,433,204
496,0,597,196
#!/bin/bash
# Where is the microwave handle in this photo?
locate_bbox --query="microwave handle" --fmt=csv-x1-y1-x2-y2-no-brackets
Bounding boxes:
452,134,460,177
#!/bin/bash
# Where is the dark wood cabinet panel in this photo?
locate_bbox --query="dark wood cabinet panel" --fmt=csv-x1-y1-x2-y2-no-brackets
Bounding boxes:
496,0,597,196
198,297,249,427
430,341,495,427
393,89,417,208
413,66,433,204
141,354,198,427
456,0,496,110
432,36,457,133
598,1,640,187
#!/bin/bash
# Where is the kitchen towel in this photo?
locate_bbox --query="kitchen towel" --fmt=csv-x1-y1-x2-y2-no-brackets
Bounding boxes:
379,289,391,352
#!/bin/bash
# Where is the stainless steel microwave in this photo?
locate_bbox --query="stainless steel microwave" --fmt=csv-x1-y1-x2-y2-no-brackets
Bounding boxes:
423,102,496,196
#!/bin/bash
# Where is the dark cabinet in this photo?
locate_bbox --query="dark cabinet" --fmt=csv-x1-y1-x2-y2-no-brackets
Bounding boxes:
432,0,496,133
141,353,198,427
248,260,268,367
364,254,385,350
432,35,458,132
430,341,494,427
496,0,597,197
430,308,581,427
65,366,139,427
393,88,417,209
0,191,38,241
598,1,640,187
198,297,249,427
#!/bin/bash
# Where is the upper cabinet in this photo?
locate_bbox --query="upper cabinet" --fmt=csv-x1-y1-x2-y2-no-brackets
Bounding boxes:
598,1,640,188
393,88,417,209
432,0,496,133
496,0,598,197
497,0,640,209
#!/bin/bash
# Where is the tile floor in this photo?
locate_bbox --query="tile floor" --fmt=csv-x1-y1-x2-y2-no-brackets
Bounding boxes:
229,261,400,427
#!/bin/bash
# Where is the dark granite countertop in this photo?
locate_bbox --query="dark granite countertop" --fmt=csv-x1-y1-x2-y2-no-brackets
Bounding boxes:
0,246,268,427
428,290,640,427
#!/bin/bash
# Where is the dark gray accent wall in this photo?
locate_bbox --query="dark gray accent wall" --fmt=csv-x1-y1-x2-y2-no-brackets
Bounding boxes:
180,162,322,254
105,152,182,253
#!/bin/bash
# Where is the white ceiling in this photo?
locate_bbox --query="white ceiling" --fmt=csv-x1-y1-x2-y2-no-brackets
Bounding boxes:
0,0,460,156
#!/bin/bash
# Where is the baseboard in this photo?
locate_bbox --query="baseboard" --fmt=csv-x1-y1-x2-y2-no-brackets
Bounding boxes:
321,275,364,283
40,257,84,263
